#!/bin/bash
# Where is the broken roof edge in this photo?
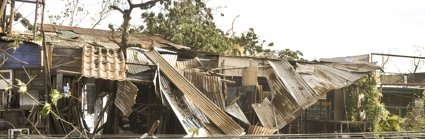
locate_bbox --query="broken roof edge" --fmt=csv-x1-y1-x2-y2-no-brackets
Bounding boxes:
38,24,191,50
0,33,43,47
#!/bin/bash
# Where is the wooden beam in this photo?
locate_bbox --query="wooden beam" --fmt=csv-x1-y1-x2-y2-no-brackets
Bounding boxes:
56,72,63,92
51,60,78,69
7,0,15,34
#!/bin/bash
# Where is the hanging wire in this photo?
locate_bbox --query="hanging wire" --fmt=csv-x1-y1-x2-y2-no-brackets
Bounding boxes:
13,9,35,26
13,2,25,13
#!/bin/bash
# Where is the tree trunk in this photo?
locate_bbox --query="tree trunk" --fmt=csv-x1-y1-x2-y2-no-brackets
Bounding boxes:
120,10,131,59
0,0,7,32
7,0,15,34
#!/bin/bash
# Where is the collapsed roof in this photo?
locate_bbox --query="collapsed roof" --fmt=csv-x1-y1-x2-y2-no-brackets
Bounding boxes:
35,24,379,136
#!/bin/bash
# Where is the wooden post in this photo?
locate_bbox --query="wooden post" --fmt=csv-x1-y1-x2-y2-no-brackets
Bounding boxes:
56,72,63,92
7,0,15,34
0,0,7,32
33,0,39,38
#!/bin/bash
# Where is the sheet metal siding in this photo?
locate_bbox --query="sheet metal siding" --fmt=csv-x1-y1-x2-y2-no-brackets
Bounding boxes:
297,63,368,96
159,77,208,135
126,48,153,74
176,58,202,70
252,96,301,129
144,50,244,135
81,46,126,81
247,125,277,135
225,103,250,125
218,56,268,77
0,43,41,68
184,71,225,109
43,24,189,49
269,60,317,109
116,81,138,116
161,54,178,68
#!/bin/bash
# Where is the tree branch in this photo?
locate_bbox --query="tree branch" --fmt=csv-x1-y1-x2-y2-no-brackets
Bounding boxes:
132,0,162,10
127,0,133,6
110,5,124,14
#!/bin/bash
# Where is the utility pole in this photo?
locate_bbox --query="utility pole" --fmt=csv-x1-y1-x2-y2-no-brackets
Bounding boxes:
2,0,44,35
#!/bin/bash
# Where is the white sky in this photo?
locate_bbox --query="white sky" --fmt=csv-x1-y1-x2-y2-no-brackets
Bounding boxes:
12,0,425,73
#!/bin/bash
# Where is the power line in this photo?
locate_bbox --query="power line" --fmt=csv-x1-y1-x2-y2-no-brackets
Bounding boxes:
14,2,25,13
13,9,35,26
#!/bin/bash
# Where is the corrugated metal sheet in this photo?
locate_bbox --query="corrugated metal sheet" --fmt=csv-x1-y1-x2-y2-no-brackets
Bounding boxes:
159,76,210,136
184,71,225,109
42,24,190,50
176,58,202,70
218,56,269,77
144,50,244,135
161,54,178,67
319,54,379,73
126,48,153,74
225,103,250,125
320,54,370,64
296,63,370,97
81,45,126,81
247,125,277,135
255,59,378,130
269,60,317,109
116,81,138,116
252,98,301,129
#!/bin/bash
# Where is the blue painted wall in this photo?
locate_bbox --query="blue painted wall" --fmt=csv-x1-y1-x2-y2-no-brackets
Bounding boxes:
0,42,42,68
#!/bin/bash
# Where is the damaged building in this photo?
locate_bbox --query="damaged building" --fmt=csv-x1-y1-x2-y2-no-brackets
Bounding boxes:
0,24,379,137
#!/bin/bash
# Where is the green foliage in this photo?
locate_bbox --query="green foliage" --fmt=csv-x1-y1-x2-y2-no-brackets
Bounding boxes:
188,127,199,137
343,74,399,132
50,89,64,106
380,115,402,131
230,28,273,56
40,103,51,117
359,75,389,132
403,91,425,131
15,79,27,94
7,35,23,51
141,0,304,61
143,0,231,53
278,49,304,61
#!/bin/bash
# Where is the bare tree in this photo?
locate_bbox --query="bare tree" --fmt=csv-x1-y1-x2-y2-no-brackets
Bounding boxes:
110,0,162,58
91,0,120,29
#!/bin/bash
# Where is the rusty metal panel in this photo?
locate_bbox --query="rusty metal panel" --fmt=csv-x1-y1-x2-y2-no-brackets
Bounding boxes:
176,58,202,70
258,59,376,130
116,81,138,116
252,98,301,129
184,71,225,109
269,60,317,109
161,54,178,67
225,103,250,125
126,48,153,74
159,76,210,135
247,125,277,135
42,24,190,50
144,50,244,135
218,56,269,77
296,63,372,97
81,45,126,81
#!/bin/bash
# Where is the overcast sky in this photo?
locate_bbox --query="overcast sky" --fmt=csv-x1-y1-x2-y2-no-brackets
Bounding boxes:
13,0,425,73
